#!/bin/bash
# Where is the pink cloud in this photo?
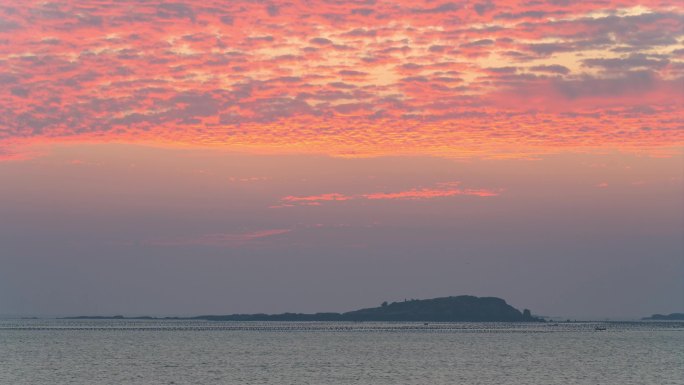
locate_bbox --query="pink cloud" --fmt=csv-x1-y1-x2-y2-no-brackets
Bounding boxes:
147,229,291,247
281,193,353,202
0,1,682,159
364,188,499,200
275,182,500,207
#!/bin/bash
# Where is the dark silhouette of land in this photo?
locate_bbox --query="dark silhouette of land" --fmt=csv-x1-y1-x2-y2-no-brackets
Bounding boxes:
64,295,543,322
642,313,684,320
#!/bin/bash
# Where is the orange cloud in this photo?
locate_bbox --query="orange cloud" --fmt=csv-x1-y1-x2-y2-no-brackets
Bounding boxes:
363,188,499,200
275,182,499,207
0,1,682,160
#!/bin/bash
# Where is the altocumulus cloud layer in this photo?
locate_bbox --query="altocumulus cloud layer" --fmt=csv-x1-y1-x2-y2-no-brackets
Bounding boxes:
0,0,683,159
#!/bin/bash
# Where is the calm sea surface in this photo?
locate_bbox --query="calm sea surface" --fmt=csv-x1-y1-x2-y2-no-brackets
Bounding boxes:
1,319,682,385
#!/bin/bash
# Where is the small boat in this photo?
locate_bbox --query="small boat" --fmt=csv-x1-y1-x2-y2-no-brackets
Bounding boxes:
594,326,606,331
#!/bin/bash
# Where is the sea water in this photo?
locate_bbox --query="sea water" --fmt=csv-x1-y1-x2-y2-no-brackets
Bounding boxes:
1,319,682,384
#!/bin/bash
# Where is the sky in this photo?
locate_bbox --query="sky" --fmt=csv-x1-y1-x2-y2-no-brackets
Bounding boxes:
0,1,682,319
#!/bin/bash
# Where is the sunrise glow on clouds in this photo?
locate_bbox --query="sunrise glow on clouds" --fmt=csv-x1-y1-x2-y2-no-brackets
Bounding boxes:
0,0,682,159
147,229,293,247
275,182,499,207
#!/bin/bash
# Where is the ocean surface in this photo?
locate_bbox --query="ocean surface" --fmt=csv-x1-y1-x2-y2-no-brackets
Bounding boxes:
1,319,682,385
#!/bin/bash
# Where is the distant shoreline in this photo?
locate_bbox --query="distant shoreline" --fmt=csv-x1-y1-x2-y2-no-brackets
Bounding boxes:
56,317,682,323
58,295,545,322
642,313,684,321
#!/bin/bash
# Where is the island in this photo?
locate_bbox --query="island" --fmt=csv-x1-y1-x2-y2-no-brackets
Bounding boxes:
642,313,684,321
63,295,543,322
